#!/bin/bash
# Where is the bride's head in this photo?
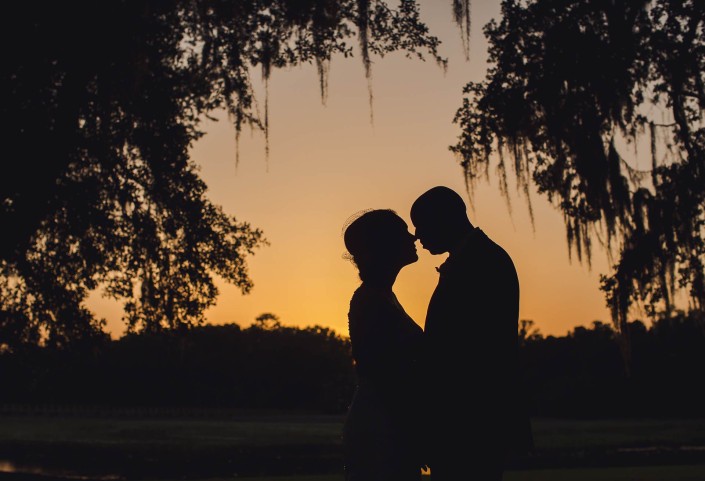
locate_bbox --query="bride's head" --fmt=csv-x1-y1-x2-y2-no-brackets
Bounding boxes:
343,209,418,283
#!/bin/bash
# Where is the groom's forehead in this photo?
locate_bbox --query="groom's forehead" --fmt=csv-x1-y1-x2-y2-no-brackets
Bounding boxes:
410,198,433,216
412,194,448,213
410,208,439,226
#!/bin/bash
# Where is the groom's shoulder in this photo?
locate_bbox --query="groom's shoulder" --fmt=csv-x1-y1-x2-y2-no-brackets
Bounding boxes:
474,231,517,270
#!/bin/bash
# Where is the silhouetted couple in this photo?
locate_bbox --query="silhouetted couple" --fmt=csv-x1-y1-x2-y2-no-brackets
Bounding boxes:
342,186,533,481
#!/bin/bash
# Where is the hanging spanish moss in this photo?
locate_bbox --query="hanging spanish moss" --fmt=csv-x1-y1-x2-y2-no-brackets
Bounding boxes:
316,58,330,105
219,0,449,164
453,0,472,60
357,0,374,123
0,0,448,347
450,0,705,374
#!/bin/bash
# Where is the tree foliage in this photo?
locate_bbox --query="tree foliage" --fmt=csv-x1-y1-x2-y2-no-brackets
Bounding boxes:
451,0,705,356
0,0,447,350
0,319,356,413
2,312,703,417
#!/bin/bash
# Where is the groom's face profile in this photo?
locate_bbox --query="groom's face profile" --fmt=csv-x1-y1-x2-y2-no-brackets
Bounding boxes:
410,212,447,255
411,186,468,255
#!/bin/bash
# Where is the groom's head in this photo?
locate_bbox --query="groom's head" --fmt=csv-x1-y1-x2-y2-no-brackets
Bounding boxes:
410,186,473,255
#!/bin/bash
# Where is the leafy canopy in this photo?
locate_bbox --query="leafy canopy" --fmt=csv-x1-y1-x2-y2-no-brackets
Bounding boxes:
0,0,448,350
451,0,705,350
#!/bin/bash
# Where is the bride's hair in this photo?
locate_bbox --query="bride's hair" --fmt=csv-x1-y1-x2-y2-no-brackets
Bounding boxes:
342,209,402,281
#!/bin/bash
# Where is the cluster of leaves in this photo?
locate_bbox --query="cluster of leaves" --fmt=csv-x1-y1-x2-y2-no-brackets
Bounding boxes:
451,0,705,354
0,1,446,350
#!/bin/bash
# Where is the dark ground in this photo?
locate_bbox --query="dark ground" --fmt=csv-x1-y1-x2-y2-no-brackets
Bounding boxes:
1,412,704,480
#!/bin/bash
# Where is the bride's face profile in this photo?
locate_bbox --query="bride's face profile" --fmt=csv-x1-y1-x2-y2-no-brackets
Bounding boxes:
388,217,418,268
344,210,418,278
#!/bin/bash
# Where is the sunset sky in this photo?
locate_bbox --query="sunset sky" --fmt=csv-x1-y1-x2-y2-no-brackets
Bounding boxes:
89,1,618,338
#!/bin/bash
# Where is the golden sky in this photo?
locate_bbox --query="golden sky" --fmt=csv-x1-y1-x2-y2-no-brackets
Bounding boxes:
89,1,616,338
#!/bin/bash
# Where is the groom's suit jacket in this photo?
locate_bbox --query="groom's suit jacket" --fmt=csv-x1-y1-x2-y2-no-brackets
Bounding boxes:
424,227,533,457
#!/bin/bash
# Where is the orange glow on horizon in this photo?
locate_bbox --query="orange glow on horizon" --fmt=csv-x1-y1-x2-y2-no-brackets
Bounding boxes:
87,1,614,340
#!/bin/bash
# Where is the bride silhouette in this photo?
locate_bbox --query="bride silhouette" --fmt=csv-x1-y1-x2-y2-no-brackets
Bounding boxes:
341,209,427,481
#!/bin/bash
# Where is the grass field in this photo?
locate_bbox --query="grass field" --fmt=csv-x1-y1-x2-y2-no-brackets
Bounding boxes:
4,467,705,481
1,412,704,480
198,465,705,481
3,413,704,449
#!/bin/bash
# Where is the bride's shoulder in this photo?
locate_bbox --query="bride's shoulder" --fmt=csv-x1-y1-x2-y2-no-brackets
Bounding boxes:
348,286,388,335
349,284,386,311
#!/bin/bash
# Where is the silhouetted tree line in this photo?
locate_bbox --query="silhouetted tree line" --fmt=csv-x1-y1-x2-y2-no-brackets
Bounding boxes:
1,312,703,417
0,317,356,414
520,313,705,418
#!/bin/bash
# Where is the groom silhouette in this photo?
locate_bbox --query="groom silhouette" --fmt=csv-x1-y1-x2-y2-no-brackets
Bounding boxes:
411,186,533,481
